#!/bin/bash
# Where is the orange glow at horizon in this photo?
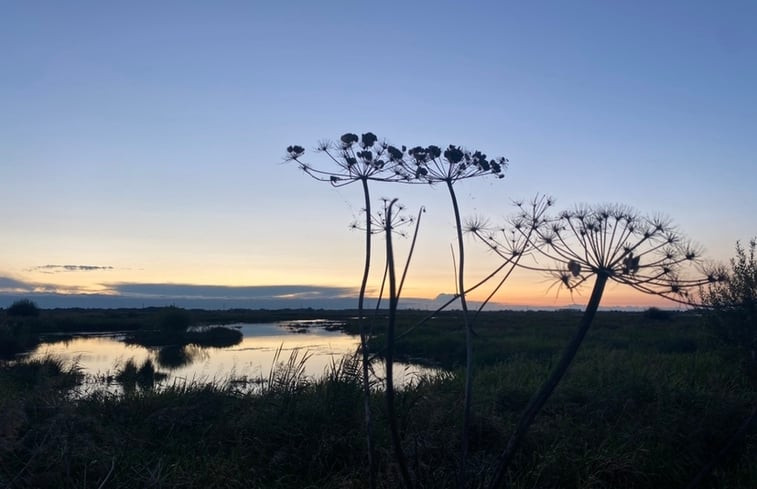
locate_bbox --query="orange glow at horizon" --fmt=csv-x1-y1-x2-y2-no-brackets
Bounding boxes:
12,261,692,310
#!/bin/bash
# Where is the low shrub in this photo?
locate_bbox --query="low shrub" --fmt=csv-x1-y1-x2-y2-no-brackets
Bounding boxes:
6,299,40,318
644,306,673,321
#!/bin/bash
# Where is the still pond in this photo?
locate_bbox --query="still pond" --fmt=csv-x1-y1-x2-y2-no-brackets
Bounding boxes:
27,320,437,392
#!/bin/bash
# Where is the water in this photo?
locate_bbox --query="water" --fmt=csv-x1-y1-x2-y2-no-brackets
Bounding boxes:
28,321,438,392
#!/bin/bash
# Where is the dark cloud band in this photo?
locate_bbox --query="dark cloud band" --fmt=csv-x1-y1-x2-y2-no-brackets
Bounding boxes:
111,283,355,300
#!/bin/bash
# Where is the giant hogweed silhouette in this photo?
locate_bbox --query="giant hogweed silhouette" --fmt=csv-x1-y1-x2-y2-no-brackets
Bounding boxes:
288,136,530,488
474,203,725,489
401,144,507,483
286,132,406,489
380,198,419,489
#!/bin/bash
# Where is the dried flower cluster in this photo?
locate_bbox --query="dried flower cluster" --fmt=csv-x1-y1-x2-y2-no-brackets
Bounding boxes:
406,144,506,182
287,135,507,187
286,132,407,186
350,198,416,238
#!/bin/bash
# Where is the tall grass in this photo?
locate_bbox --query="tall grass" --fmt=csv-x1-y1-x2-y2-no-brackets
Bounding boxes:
265,345,312,396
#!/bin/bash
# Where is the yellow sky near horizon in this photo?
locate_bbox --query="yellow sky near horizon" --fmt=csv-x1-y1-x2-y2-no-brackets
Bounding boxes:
6,262,682,309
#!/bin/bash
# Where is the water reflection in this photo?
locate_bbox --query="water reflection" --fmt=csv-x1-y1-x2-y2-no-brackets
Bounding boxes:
156,344,207,370
29,322,437,391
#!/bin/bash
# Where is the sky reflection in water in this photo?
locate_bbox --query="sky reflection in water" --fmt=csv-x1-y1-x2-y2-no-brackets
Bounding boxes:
29,322,436,390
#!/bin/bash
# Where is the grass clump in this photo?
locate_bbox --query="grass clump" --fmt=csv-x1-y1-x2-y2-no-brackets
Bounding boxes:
0,355,82,393
185,326,243,347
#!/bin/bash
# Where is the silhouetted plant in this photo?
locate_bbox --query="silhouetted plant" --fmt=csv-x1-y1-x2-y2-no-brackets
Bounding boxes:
480,203,723,489
687,239,757,489
402,143,507,483
266,345,312,397
7,299,40,318
350,198,420,311
286,132,407,488
703,238,756,372
380,198,420,489
465,195,554,321
349,198,416,239
350,197,423,488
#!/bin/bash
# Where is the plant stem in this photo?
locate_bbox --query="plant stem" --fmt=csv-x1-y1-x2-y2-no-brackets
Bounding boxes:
446,180,473,488
358,177,377,489
488,273,608,489
384,198,414,489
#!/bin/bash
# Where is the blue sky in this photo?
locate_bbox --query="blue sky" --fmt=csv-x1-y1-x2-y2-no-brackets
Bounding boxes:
1,1,755,308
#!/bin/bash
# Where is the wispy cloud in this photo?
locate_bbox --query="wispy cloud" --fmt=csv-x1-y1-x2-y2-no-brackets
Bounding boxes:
29,264,116,274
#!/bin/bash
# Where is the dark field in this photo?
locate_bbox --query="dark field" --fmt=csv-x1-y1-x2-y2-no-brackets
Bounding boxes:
1,308,755,488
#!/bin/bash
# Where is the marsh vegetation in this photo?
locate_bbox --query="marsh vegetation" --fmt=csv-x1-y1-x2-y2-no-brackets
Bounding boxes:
1,308,755,488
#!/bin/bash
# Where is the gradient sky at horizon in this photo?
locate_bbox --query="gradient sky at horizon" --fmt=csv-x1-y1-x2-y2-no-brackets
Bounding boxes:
1,1,755,308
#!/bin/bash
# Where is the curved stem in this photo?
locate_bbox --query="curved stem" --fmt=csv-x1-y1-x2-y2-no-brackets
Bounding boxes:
446,180,473,488
358,177,377,489
398,207,425,298
384,199,414,489
488,273,608,489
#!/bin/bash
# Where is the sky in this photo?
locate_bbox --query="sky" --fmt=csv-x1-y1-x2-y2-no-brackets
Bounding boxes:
1,1,755,309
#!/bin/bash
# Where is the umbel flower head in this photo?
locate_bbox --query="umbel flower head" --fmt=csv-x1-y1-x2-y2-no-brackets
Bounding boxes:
403,144,507,183
468,195,555,262
519,204,725,304
350,198,418,238
285,132,406,186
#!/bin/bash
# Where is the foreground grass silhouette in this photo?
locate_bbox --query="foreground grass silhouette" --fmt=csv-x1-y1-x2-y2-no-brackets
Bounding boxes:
1,310,756,488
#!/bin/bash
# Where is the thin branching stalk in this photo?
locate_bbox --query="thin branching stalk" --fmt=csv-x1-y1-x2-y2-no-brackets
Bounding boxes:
446,179,475,487
358,177,377,489
401,144,507,486
384,198,414,489
286,133,406,489
467,197,554,336
370,260,389,330
398,206,425,297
